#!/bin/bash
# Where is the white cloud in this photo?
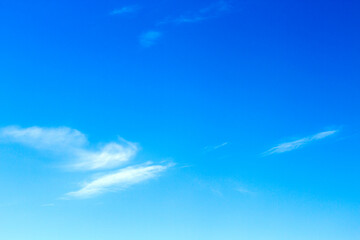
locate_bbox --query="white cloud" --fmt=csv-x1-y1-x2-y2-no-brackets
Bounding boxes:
110,5,140,15
0,126,173,199
311,131,336,140
0,126,137,171
265,130,337,155
66,163,171,199
0,126,87,151
72,142,137,171
139,30,162,47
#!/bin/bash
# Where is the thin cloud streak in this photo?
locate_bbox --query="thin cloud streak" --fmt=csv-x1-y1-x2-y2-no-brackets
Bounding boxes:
66,163,171,199
110,5,140,15
0,126,137,171
213,142,228,149
264,130,337,155
204,142,229,152
159,0,230,25
139,1,230,47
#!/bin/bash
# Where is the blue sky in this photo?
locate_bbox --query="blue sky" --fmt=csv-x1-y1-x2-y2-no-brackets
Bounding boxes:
1,0,360,239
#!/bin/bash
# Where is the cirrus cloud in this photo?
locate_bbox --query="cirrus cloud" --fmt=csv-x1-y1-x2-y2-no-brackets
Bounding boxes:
0,126,137,171
110,5,140,16
264,130,337,155
0,126,172,199
66,162,171,199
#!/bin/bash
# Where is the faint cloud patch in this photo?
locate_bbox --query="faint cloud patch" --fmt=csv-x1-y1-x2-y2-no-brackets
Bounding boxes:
110,5,140,15
159,0,231,25
140,1,231,47
194,178,253,197
235,186,253,195
139,30,162,47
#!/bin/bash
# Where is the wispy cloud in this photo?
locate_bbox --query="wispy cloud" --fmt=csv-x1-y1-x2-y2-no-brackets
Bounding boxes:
195,178,253,197
0,126,172,199
66,163,171,199
204,142,229,152
0,126,87,151
139,31,162,47
264,130,337,155
213,142,228,149
71,141,137,171
140,1,230,47
235,186,252,195
0,126,136,171
160,0,230,25
110,5,140,15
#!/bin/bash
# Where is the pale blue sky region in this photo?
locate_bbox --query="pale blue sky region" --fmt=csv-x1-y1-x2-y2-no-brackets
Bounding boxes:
1,0,360,239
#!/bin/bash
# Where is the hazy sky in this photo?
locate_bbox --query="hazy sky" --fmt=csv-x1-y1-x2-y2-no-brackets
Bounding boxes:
1,0,360,239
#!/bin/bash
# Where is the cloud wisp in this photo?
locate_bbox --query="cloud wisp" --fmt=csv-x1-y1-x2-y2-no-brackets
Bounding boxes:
139,1,230,47
0,126,137,171
204,142,228,152
72,142,137,171
264,130,337,155
139,30,162,47
159,0,230,25
0,126,87,151
66,163,171,199
110,5,140,16
0,126,172,199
